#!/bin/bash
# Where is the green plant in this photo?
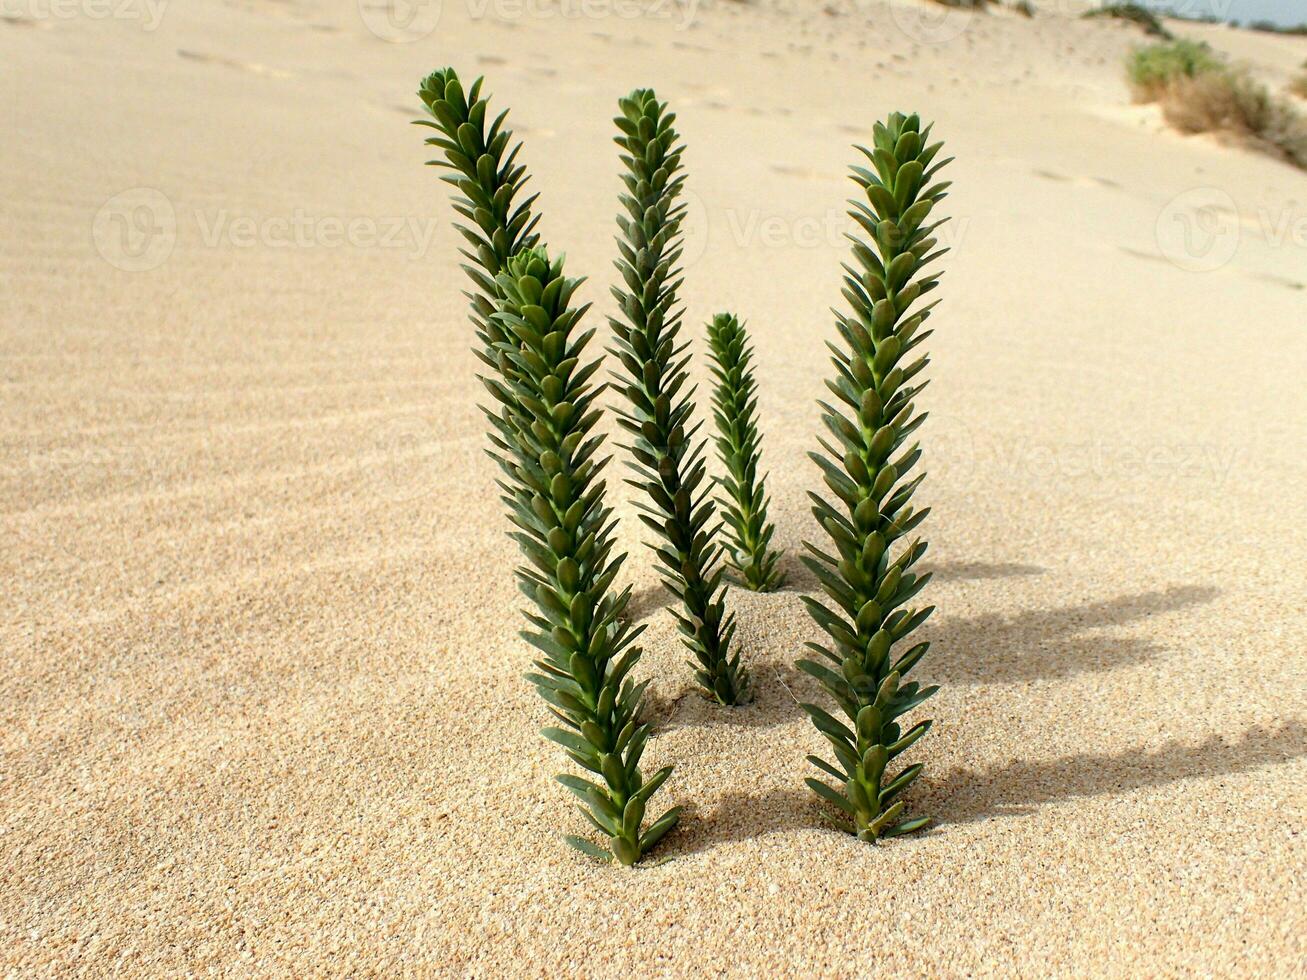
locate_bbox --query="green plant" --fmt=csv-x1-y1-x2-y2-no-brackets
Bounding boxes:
416,69,540,371
1085,3,1172,39
1246,20,1307,36
1012,0,1034,17
416,69,679,865
1126,39,1222,101
491,248,681,866
609,89,750,706
706,312,785,592
798,111,949,843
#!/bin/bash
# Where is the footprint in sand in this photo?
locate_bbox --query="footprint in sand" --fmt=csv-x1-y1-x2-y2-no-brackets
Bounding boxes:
770,163,841,183
1118,246,1173,264
2,14,52,28
177,49,293,79
1033,169,1121,190
1253,273,1305,291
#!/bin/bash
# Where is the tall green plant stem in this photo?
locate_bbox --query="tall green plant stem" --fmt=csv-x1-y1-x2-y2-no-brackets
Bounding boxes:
417,69,679,864
609,89,749,706
706,312,785,592
798,112,951,842
490,249,681,866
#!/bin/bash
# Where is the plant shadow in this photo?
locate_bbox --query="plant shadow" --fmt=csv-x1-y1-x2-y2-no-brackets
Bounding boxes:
668,785,819,859
925,584,1220,684
625,560,1044,623
643,661,810,732
924,721,1307,826
666,722,1307,857
780,558,1047,595
640,584,1222,730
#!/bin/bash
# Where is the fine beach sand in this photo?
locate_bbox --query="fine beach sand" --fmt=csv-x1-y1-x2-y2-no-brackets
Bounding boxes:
3,0,1306,974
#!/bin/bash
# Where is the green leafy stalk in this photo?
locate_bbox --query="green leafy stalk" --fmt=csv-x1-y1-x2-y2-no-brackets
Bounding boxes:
798,112,951,843
416,69,679,864
490,248,681,866
609,89,749,707
416,68,540,369
706,313,786,593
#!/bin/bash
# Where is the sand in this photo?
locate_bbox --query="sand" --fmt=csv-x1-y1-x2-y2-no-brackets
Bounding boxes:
3,0,1305,974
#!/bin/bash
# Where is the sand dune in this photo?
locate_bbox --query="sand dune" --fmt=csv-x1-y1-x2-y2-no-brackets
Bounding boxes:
2,0,1305,973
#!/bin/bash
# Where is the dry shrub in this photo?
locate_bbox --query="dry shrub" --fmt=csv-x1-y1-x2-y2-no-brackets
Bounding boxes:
1160,70,1307,169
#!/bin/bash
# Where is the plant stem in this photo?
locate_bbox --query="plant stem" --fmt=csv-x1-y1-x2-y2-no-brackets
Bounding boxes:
417,69,679,863
492,248,681,866
609,88,749,707
706,312,786,592
798,111,951,842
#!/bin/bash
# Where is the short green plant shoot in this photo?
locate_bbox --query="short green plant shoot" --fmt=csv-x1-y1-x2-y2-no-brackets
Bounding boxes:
416,68,540,368
609,89,750,706
707,313,785,592
798,112,950,842
417,69,679,865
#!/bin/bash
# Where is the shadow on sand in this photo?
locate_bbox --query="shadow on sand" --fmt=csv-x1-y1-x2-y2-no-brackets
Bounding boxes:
643,584,1222,732
669,722,1307,857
